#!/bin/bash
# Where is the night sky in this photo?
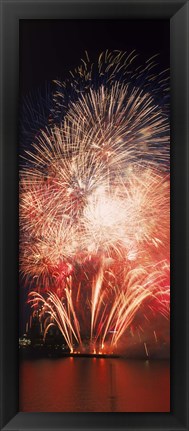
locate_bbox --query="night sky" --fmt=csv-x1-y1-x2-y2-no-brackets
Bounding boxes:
19,19,170,97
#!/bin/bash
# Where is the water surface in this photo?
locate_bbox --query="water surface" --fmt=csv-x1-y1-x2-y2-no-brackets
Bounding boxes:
19,357,170,412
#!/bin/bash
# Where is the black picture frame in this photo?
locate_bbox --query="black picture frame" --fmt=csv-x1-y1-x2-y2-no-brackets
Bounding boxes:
0,0,188,430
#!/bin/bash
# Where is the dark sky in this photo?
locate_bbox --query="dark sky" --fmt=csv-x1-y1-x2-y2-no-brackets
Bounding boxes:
19,19,170,97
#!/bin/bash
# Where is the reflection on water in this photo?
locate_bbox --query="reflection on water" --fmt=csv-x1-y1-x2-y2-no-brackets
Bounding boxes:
19,358,170,412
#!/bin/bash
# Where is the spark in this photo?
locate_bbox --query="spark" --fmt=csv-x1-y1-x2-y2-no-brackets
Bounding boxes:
144,342,149,357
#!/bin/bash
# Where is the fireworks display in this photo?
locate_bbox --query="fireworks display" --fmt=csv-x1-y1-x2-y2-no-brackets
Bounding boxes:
20,51,170,355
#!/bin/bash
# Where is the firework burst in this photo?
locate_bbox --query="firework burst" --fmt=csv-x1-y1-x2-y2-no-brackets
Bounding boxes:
20,51,170,355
